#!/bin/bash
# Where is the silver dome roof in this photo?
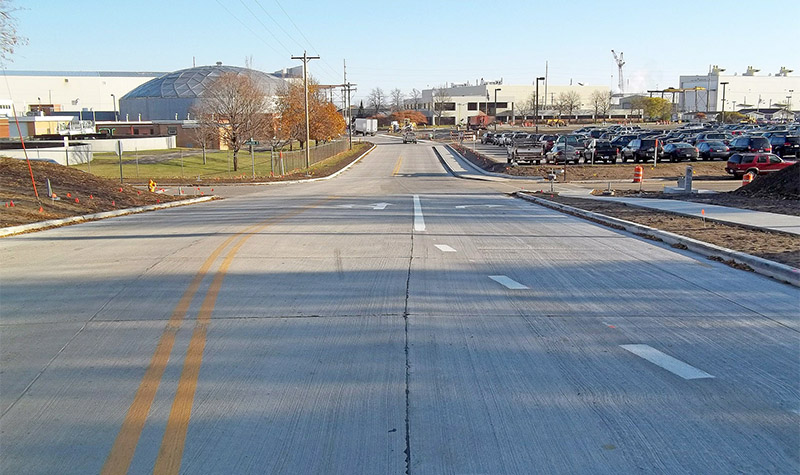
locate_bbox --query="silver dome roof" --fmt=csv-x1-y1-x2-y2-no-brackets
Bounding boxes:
121,65,285,99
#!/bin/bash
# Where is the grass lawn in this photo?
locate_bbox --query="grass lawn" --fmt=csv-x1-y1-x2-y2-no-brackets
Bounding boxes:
74,143,370,183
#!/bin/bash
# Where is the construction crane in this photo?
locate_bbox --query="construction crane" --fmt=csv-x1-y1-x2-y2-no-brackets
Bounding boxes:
611,50,625,93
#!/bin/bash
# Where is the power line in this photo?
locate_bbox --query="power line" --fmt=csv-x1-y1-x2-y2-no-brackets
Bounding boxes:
252,0,306,51
238,0,292,54
214,0,283,57
271,0,341,81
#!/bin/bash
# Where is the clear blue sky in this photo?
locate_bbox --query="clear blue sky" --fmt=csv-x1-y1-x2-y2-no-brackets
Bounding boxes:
10,0,800,103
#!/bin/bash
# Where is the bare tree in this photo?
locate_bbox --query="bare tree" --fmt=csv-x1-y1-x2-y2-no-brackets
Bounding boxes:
186,118,218,165
195,72,270,171
409,88,422,109
0,0,26,65
555,91,581,119
367,87,386,115
433,85,452,126
517,92,536,121
390,88,404,112
589,90,611,122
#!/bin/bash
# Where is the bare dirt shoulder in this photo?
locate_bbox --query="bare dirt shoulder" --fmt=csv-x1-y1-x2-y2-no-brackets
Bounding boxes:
524,192,800,268
1,142,373,228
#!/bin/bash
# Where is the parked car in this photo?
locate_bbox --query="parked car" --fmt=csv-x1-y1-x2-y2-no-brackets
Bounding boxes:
609,134,637,150
539,134,558,152
661,143,698,162
725,153,796,178
546,144,582,164
768,135,800,158
621,138,663,162
582,140,618,163
697,141,731,160
690,132,732,145
729,136,771,153
481,132,494,144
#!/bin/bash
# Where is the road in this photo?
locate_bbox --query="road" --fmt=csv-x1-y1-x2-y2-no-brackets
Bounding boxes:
1,135,798,474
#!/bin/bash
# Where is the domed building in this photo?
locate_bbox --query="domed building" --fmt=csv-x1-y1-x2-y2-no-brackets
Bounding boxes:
119,63,287,121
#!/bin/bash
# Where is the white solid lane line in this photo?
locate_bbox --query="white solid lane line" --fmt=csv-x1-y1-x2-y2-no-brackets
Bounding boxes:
489,275,529,290
620,344,715,380
435,244,457,252
413,195,426,232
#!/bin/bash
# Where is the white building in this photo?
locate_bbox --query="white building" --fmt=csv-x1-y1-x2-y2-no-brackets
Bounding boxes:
679,65,799,115
411,81,611,125
1,70,166,117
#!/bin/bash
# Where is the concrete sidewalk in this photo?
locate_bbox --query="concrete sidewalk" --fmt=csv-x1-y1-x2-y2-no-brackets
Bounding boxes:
557,185,800,236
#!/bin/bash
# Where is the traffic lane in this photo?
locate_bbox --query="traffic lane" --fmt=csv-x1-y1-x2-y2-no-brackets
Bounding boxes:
176,316,405,474
408,314,798,474
206,193,414,318
0,320,185,474
407,192,798,318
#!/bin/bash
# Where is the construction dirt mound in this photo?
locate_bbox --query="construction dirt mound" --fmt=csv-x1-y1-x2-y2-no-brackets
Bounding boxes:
733,162,800,200
0,157,188,227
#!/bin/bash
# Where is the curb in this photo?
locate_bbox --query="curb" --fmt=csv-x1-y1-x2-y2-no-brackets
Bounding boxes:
0,196,216,238
514,192,800,288
444,145,544,181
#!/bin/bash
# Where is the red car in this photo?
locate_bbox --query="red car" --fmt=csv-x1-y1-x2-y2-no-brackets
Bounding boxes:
725,153,796,178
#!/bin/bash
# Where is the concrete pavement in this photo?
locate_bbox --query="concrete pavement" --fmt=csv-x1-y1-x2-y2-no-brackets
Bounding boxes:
1,137,798,474
557,185,800,235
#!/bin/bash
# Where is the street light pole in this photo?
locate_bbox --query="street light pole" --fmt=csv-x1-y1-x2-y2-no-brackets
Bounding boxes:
720,81,729,125
494,88,501,132
535,77,545,133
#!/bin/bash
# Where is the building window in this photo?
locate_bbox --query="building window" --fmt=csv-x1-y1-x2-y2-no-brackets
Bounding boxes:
168,126,178,135
134,129,139,135
494,102,508,109
468,102,477,111
150,128,155,134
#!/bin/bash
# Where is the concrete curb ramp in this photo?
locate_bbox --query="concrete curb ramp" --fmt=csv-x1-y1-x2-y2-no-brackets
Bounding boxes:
515,192,800,288
0,196,216,238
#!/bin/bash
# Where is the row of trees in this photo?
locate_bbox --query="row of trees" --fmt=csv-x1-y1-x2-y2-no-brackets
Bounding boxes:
192,73,345,171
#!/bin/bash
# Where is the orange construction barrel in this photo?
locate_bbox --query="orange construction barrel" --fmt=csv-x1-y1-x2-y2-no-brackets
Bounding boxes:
742,172,755,185
633,165,643,183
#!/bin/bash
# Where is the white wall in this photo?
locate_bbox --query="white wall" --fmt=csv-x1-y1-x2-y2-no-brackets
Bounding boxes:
1,144,92,166
680,73,800,113
88,136,177,153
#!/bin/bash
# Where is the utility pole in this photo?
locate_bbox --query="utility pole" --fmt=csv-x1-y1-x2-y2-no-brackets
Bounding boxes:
343,82,356,149
291,50,320,171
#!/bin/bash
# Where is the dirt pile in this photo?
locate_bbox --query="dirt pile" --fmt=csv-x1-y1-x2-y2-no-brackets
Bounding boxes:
0,157,186,227
733,162,800,200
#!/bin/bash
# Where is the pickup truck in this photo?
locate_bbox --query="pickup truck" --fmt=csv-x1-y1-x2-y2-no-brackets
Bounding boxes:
507,138,545,165
402,131,417,144
582,140,619,163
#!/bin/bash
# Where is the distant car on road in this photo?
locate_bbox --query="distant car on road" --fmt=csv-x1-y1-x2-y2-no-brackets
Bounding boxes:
402,131,417,144
725,153,796,178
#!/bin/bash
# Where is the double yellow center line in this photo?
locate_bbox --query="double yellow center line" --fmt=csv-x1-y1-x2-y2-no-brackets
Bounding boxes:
392,156,403,176
102,197,336,475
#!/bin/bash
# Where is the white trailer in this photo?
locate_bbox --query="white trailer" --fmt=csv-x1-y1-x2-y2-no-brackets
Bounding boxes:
354,118,377,136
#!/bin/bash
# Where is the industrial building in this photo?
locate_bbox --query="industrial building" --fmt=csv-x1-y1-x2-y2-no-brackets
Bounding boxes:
410,81,612,126
679,65,799,117
1,70,165,118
